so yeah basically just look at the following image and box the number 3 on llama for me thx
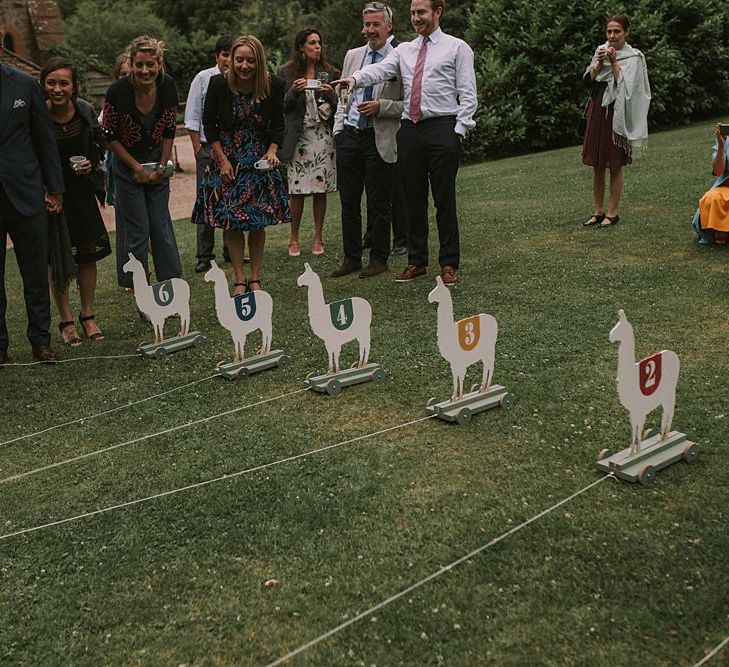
[595,310,699,485]
[425,276,514,425]
[123,253,205,358]
[297,263,386,396]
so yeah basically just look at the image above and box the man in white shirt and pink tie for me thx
[335,0,477,285]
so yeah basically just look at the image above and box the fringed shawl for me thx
[585,43,651,156]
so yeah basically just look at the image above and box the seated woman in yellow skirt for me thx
[693,122,729,245]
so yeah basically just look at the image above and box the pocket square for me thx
[12,99,26,109]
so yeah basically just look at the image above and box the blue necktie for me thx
[357,50,381,129]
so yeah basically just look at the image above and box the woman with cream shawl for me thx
[581,15,651,228]
[692,124,729,245]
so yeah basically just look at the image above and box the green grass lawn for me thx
[1,119,728,666]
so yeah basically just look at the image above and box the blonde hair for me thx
[227,35,270,102]
[128,35,165,84]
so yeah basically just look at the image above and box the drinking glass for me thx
[317,71,329,103]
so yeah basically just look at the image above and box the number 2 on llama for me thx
[428,276,497,400]
[609,309,679,454]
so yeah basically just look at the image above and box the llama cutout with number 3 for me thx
[609,309,679,455]
[428,276,498,401]
[123,252,190,344]
[297,262,371,374]
[205,260,272,363]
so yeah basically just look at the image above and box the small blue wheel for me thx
[456,407,472,425]
[326,379,342,396]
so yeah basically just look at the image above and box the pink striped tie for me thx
[409,36,429,123]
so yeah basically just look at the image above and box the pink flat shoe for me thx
[288,242,301,257]
[312,242,324,256]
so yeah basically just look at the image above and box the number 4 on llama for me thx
[204,261,291,380]
[123,252,206,358]
[297,263,386,396]
[425,276,514,425]
[595,309,699,485]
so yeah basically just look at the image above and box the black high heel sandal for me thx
[58,320,82,347]
[234,280,247,294]
[246,279,261,292]
[79,312,104,341]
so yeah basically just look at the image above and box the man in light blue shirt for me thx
[185,36,232,273]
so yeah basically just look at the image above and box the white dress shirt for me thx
[345,45,387,128]
[351,28,477,136]
[184,65,223,143]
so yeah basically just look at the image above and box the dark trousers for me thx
[114,161,182,289]
[363,166,408,250]
[0,186,51,349]
[336,126,392,265]
[397,116,461,269]
[195,144,228,261]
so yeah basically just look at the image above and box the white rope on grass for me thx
[693,635,729,666]
[0,374,219,448]
[0,414,436,542]
[265,473,616,667]
[1,353,139,367]
[0,387,310,486]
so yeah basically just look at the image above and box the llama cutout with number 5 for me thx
[609,309,679,455]
[123,252,190,344]
[297,262,370,374]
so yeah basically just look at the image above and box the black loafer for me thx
[194,260,212,273]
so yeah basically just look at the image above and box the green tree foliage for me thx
[465,0,729,159]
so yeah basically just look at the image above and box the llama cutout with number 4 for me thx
[297,262,370,373]
[123,252,190,344]
[425,277,513,424]
[595,310,697,485]
[609,309,679,454]
[297,263,385,396]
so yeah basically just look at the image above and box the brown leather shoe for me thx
[0,348,8,365]
[441,265,458,286]
[331,258,362,278]
[395,264,427,283]
[31,344,58,364]
[359,260,389,278]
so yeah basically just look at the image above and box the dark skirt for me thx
[64,178,112,264]
[581,82,631,169]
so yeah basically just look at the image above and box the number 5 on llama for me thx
[425,276,514,425]
[297,263,386,396]
[122,252,206,358]
[595,309,699,484]
[204,261,291,380]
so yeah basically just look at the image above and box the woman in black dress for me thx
[41,57,111,344]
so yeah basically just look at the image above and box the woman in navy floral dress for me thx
[193,34,289,293]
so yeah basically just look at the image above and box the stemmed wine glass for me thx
[317,71,329,103]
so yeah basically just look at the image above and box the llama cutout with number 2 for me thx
[609,309,680,455]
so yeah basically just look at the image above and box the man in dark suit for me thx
[0,33,64,363]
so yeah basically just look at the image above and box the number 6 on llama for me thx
[123,252,205,358]
[425,276,514,425]
[595,309,699,485]
[297,263,386,396]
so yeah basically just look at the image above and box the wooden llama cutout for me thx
[425,277,513,424]
[297,263,385,395]
[204,261,290,379]
[123,252,205,357]
[595,310,699,484]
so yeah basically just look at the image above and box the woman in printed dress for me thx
[193,34,289,293]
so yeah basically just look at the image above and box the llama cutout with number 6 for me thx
[609,309,679,454]
[297,263,385,395]
[595,310,698,485]
[425,277,513,424]
[123,252,190,344]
